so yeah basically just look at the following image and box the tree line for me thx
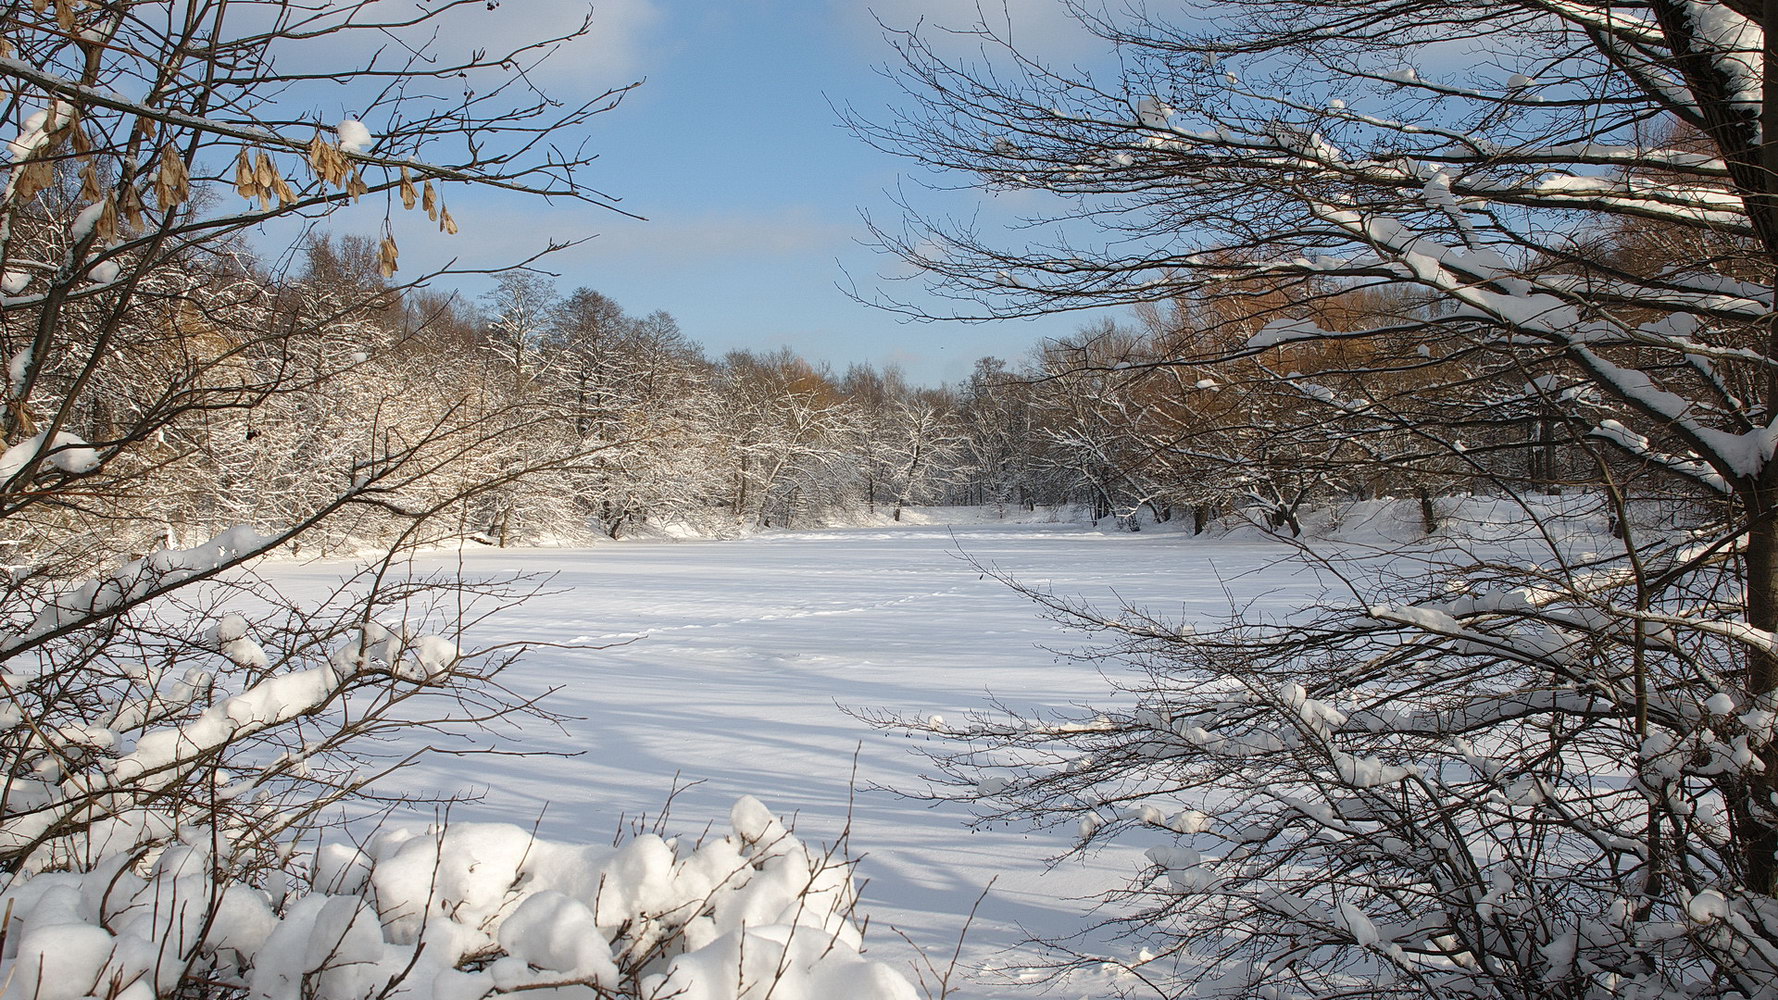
[34,225,1604,571]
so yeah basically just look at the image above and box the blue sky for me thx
[366,1,1114,386]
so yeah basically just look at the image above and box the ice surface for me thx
[259,513,1335,995]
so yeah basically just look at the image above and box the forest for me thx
[18,225,1598,573]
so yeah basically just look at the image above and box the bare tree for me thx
[856,1,1778,997]
[0,2,647,994]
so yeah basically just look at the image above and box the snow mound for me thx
[0,798,913,1000]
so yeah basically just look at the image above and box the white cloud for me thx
[432,0,662,82]
[377,196,851,282]
[838,0,1100,61]
[585,206,854,263]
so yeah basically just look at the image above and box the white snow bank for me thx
[0,796,913,1000]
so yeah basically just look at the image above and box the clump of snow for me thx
[336,119,372,153]
[1688,4,1762,120]
[207,613,269,669]
[85,258,120,284]
[0,429,100,482]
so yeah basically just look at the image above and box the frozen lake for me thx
[271,516,1334,995]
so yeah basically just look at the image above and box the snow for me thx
[0,790,907,1000]
[1686,1,1762,121]
[0,429,99,483]
[1136,97,1174,128]
[69,200,106,242]
[336,119,372,153]
[85,258,119,284]
[1246,317,1327,349]
[257,515,1334,995]
[2,524,269,656]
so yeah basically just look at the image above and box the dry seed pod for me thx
[94,195,117,242]
[12,158,53,201]
[307,132,327,177]
[7,401,37,437]
[30,0,46,15]
[422,180,437,221]
[309,141,347,188]
[400,167,417,211]
[378,235,399,277]
[346,170,367,201]
[118,183,143,228]
[55,1,74,31]
[440,206,458,235]
[78,162,101,204]
[273,173,296,207]
[235,149,257,198]
[254,151,275,188]
[154,143,189,208]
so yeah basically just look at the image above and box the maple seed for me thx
[235,149,257,199]
[78,163,101,204]
[94,195,117,243]
[153,144,189,209]
[118,184,143,228]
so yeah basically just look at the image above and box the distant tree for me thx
[482,271,561,384]
[716,350,851,528]
[884,388,963,520]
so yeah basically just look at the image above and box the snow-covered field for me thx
[269,512,1336,996]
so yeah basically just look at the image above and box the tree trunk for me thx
[1416,486,1439,536]
[1743,495,1778,894]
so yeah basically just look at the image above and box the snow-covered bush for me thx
[0,795,912,1000]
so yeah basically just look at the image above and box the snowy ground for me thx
[267,512,1338,996]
